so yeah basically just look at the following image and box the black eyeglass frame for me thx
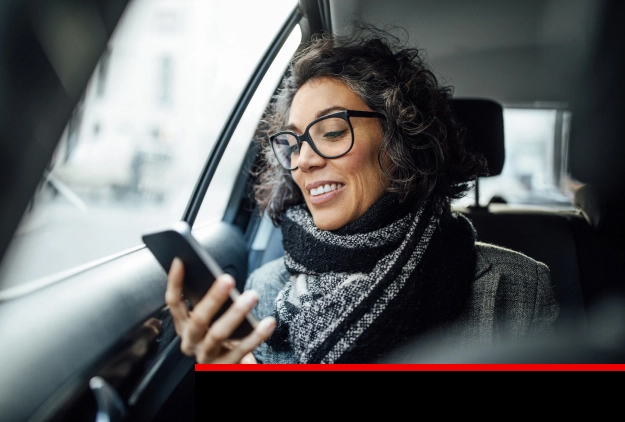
[269,109,384,170]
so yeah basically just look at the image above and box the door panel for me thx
[0,221,247,421]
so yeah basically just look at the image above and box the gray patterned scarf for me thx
[268,194,477,363]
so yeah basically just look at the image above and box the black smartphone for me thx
[142,221,258,339]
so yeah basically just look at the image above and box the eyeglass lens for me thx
[272,117,352,169]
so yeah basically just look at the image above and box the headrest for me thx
[450,98,505,177]
[573,184,625,238]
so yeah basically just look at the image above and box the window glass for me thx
[0,0,298,292]
[194,28,302,227]
[454,108,575,208]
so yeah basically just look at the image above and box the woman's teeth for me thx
[310,183,343,196]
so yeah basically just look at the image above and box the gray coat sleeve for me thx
[529,264,561,336]
[244,257,296,363]
[460,242,560,346]
[244,257,288,320]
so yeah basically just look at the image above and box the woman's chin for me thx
[311,213,348,231]
[308,197,362,231]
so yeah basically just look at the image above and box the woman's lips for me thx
[307,182,344,205]
[309,182,343,196]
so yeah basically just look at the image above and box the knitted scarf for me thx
[268,193,478,363]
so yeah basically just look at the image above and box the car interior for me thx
[1,0,624,420]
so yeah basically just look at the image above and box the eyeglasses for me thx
[269,109,384,170]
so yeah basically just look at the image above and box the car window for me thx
[0,0,298,292]
[454,107,576,208]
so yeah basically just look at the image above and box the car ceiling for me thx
[327,0,599,107]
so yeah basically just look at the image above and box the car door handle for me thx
[89,376,127,422]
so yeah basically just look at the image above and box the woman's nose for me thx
[296,141,326,171]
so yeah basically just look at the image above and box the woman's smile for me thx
[308,182,343,197]
[307,182,344,204]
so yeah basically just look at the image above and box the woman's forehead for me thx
[288,77,367,127]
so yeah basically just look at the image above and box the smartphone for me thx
[142,221,258,339]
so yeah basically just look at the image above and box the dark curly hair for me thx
[253,25,486,225]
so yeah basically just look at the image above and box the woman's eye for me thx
[324,130,347,139]
[290,144,300,154]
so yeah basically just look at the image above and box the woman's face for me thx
[289,77,388,231]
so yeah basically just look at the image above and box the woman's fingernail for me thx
[219,275,235,291]
[257,317,276,334]
[240,290,258,306]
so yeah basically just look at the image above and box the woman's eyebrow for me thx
[286,106,346,132]
[316,106,344,119]
[285,123,299,131]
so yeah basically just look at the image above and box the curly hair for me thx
[253,25,486,225]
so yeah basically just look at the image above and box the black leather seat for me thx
[572,183,625,307]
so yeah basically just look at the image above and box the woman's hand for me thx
[165,257,275,363]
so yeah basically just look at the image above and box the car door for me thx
[0,1,303,421]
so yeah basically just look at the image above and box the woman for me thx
[165,26,559,364]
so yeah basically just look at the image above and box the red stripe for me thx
[195,363,625,371]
